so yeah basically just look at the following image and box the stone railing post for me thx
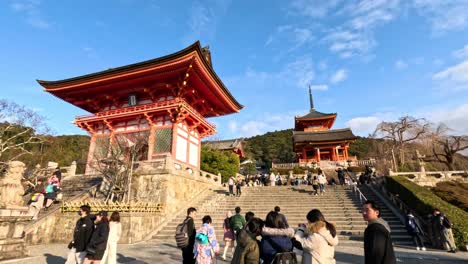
[69,161,77,177]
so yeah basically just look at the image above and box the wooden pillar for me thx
[344,145,349,160]
[315,148,321,162]
[330,147,335,161]
[302,148,306,161]
[147,124,156,160]
[85,134,96,175]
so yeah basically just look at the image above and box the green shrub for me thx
[386,176,468,249]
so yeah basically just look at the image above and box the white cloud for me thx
[224,112,301,138]
[345,104,468,137]
[433,60,468,83]
[10,0,50,29]
[290,0,343,18]
[330,69,348,83]
[265,25,314,52]
[420,104,468,135]
[413,0,468,33]
[453,45,468,59]
[182,0,230,44]
[395,60,408,70]
[321,1,402,58]
[346,116,382,136]
[310,85,328,91]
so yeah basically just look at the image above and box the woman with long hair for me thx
[222,211,235,260]
[101,212,122,264]
[84,211,110,264]
[294,209,338,264]
[193,215,220,264]
[260,211,294,264]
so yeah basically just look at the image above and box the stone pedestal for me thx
[0,206,31,260]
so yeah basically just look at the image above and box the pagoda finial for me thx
[309,85,315,111]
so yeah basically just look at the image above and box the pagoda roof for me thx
[203,138,244,150]
[37,41,242,116]
[293,128,357,143]
[296,109,336,120]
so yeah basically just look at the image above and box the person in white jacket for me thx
[294,209,338,264]
[101,212,122,264]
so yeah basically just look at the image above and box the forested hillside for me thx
[242,129,468,171]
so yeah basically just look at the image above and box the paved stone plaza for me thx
[3,241,467,264]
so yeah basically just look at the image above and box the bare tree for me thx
[373,116,431,167]
[0,99,49,172]
[429,124,468,170]
[91,131,149,202]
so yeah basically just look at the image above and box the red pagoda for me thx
[294,87,357,163]
[38,42,242,174]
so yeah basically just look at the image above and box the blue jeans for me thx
[319,184,324,193]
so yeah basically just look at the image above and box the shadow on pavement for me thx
[44,253,66,264]
[335,251,364,264]
[117,253,148,264]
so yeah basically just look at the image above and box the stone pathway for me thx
[3,241,467,264]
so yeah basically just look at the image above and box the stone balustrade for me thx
[272,159,376,170]
[389,170,468,187]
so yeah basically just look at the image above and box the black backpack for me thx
[442,216,452,229]
[175,218,190,248]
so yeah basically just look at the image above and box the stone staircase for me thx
[30,175,103,222]
[152,185,413,245]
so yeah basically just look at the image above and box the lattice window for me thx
[154,128,172,153]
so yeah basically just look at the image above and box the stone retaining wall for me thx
[26,169,219,245]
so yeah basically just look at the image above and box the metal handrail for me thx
[352,184,368,204]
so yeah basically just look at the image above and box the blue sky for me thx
[1,0,468,139]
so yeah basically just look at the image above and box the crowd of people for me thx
[27,167,63,220]
[65,205,122,264]
[177,200,398,264]
[225,167,366,197]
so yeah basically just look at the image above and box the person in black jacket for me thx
[65,205,94,264]
[84,211,110,264]
[362,200,396,264]
[182,207,197,264]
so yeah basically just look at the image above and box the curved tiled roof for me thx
[293,128,357,143]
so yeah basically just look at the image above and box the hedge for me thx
[386,176,468,249]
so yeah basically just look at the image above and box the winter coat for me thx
[405,214,423,236]
[294,221,338,264]
[230,214,246,232]
[71,215,94,252]
[185,216,196,248]
[232,229,260,264]
[88,221,110,256]
[261,227,294,264]
[364,218,396,264]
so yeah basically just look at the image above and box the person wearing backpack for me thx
[222,211,235,261]
[433,209,457,253]
[176,207,197,264]
[261,211,295,264]
[230,207,246,235]
[405,211,426,251]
